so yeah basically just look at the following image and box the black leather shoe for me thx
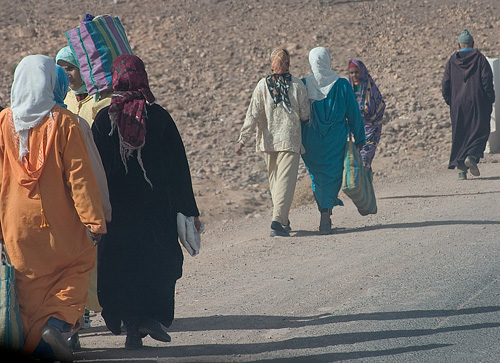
[42,325,74,363]
[465,155,480,176]
[282,220,291,232]
[270,221,290,237]
[125,335,143,350]
[137,319,172,342]
[319,212,332,234]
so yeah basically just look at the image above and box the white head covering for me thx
[11,55,56,160]
[304,47,340,101]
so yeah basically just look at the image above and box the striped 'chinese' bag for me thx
[342,137,377,216]
[0,242,23,352]
[66,15,133,96]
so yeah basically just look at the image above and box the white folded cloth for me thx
[176,213,201,256]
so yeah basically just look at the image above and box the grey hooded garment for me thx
[442,49,495,168]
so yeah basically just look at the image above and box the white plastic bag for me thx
[176,213,201,256]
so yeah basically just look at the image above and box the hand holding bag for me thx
[177,213,201,257]
[342,137,377,216]
[0,240,23,352]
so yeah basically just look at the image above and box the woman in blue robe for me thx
[301,47,365,233]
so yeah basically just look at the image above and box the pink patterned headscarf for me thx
[109,54,155,186]
[348,59,386,125]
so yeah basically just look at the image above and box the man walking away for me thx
[442,29,495,180]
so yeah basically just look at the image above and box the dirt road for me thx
[73,158,500,362]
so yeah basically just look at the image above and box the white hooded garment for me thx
[10,55,56,160]
[304,47,340,102]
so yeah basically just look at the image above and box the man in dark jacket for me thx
[442,29,495,180]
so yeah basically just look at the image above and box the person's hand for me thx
[235,142,244,156]
[87,228,102,246]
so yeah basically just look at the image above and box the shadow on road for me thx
[379,189,500,199]
[76,307,500,361]
[170,306,500,332]
[293,219,500,237]
[246,343,452,362]
[472,176,500,181]
[76,322,499,361]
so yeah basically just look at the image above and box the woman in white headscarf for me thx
[0,55,106,362]
[301,47,366,233]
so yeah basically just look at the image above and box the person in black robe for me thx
[442,29,495,180]
[92,54,200,350]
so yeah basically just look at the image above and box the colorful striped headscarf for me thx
[266,48,292,112]
[348,59,386,125]
[109,54,155,186]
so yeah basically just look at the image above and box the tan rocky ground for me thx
[2,2,500,362]
[1,0,499,224]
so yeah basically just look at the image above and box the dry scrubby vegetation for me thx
[1,0,500,223]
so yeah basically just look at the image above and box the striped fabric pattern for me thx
[0,257,24,351]
[66,16,133,96]
[342,137,377,216]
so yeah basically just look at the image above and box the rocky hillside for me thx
[1,0,499,223]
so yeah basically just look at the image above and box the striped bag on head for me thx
[66,15,133,97]
[0,243,23,352]
[342,137,377,216]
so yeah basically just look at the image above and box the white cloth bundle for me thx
[176,213,201,256]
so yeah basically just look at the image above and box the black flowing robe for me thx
[92,104,199,328]
[442,49,495,168]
